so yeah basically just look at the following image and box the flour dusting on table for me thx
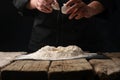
[16,45,85,60]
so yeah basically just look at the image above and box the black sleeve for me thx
[13,0,37,16]
[13,0,29,10]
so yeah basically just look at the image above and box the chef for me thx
[13,0,114,52]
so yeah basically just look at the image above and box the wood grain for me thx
[0,52,26,69]
[104,53,120,66]
[0,52,26,80]
[1,52,120,80]
[1,60,50,80]
[89,59,120,80]
[49,59,94,80]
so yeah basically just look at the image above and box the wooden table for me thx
[0,52,120,80]
[0,52,26,80]
[89,53,120,80]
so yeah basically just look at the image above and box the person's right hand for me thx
[27,0,53,13]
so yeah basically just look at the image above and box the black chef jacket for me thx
[13,0,114,52]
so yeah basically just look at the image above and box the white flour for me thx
[16,45,84,60]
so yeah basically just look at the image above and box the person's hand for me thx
[84,1,104,18]
[65,0,104,20]
[27,0,53,13]
[65,0,87,20]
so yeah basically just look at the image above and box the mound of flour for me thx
[16,45,84,60]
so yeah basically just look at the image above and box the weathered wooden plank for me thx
[104,53,120,66]
[89,59,120,80]
[0,52,26,68]
[49,59,94,80]
[103,52,120,58]
[0,52,26,80]
[1,61,27,71]
[103,52,120,80]
[112,58,120,67]
[1,60,50,80]
[21,60,50,71]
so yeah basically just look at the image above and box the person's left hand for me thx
[65,0,104,20]
[65,0,88,20]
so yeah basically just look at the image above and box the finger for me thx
[75,9,84,19]
[66,0,75,7]
[66,2,86,14]
[66,3,80,14]
[37,6,52,13]
[44,4,53,11]
[75,13,84,20]
[69,7,83,20]
[68,2,85,19]
[36,4,52,13]
[38,0,53,3]
[66,0,81,7]
[47,0,53,4]
[38,0,53,11]
[68,8,78,19]
[37,1,53,13]
[53,0,57,3]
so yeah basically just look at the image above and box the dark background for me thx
[0,0,120,52]
[0,0,33,51]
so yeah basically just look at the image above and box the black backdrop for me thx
[0,0,120,52]
[0,0,33,51]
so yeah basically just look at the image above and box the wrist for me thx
[85,1,104,18]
